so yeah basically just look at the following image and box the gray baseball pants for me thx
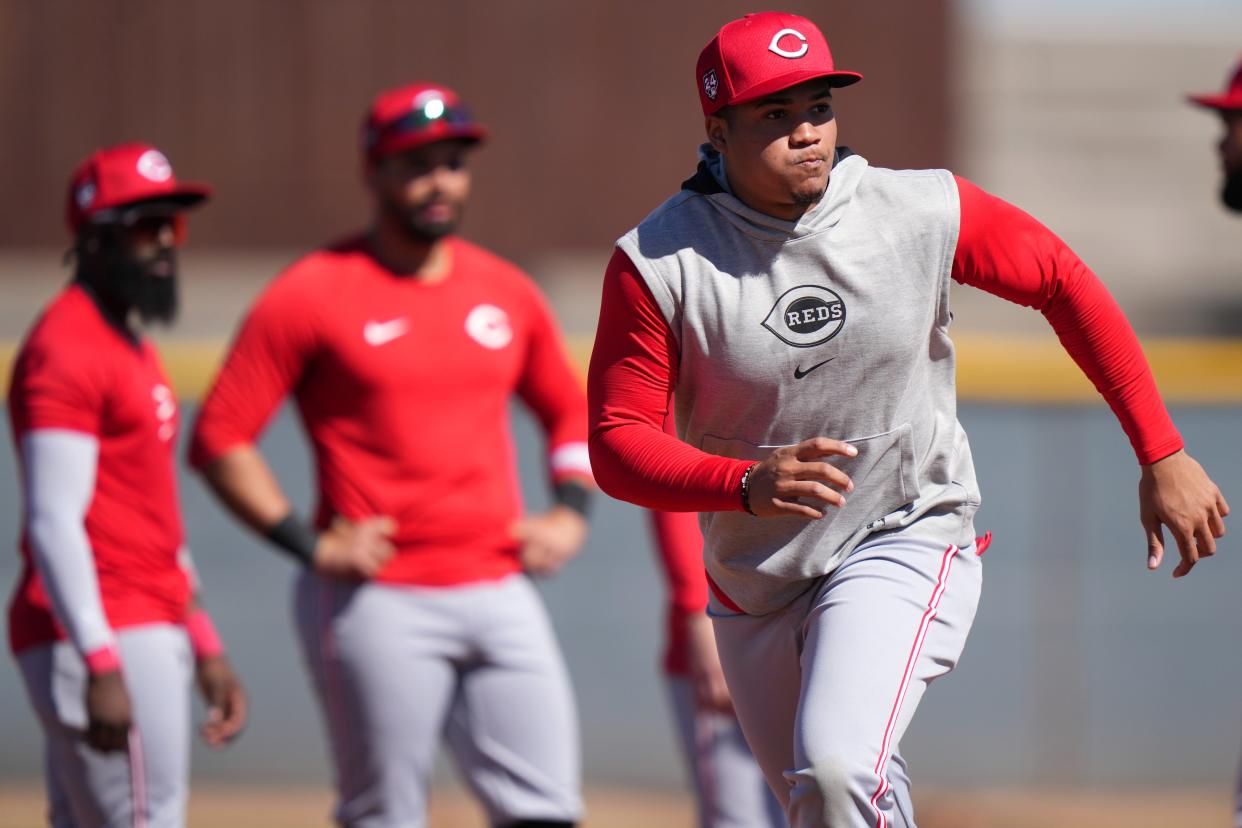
[667,675,788,828]
[17,624,193,828]
[294,570,582,828]
[711,534,983,828]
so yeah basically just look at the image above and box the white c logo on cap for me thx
[768,28,809,59]
[136,149,173,183]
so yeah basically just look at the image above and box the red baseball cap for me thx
[66,142,211,235]
[1187,56,1242,112]
[362,82,488,163]
[696,12,862,116]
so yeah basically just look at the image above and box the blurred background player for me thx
[189,82,593,828]
[7,142,247,828]
[1189,52,1242,828]
[1188,55,1242,213]
[650,414,786,828]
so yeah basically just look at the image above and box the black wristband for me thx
[740,463,758,516]
[265,513,318,566]
[553,479,593,518]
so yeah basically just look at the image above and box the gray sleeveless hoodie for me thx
[616,146,980,615]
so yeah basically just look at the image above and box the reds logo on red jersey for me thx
[190,235,590,588]
[465,304,512,350]
[152,383,177,442]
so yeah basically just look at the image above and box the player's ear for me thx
[705,114,729,154]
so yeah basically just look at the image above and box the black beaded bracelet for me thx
[265,513,318,566]
[740,463,758,516]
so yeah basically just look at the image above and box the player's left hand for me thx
[512,506,587,577]
[1139,449,1229,578]
[195,655,247,748]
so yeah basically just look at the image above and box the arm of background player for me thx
[176,548,229,666]
[177,564,247,748]
[587,248,751,512]
[190,281,395,575]
[649,508,708,618]
[647,420,732,712]
[512,286,594,575]
[952,175,1183,465]
[21,430,119,673]
[189,283,314,533]
[648,410,709,617]
[514,285,594,487]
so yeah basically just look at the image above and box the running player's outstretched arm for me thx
[190,282,393,579]
[952,176,1230,576]
[589,248,855,518]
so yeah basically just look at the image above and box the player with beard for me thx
[190,82,592,828]
[1188,56,1242,213]
[8,142,247,828]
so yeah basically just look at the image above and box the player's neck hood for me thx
[680,143,865,239]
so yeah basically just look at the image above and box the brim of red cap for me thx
[731,69,864,108]
[1187,92,1242,112]
[85,183,212,226]
[368,124,488,161]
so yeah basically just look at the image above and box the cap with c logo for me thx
[695,12,863,116]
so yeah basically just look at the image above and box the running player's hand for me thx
[684,611,734,715]
[85,670,132,752]
[513,506,587,577]
[196,655,248,748]
[313,516,397,580]
[747,437,857,519]
[1139,450,1229,578]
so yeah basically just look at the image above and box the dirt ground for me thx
[0,783,1229,827]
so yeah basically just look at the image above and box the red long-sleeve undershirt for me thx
[587,176,1183,512]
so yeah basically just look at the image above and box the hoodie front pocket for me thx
[698,424,919,578]
[700,423,917,511]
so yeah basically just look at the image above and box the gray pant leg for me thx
[294,572,459,828]
[121,626,193,828]
[444,575,582,825]
[710,594,804,812]
[18,625,193,828]
[886,751,915,828]
[667,675,788,828]
[714,536,981,828]
[45,742,77,828]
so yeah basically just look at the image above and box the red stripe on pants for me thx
[866,544,959,828]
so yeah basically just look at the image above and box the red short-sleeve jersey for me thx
[8,285,191,654]
[190,236,590,586]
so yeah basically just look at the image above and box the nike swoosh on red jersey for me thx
[363,318,410,346]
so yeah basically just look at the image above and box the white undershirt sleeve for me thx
[21,429,115,657]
